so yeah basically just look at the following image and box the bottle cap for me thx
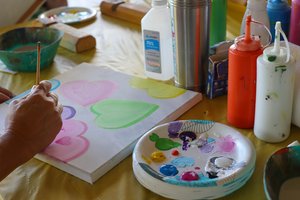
[247,0,267,10]
[263,21,291,63]
[267,0,289,10]
[234,15,263,51]
[152,0,167,6]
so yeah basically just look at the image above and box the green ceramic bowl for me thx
[0,27,63,72]
[264,145,300,200]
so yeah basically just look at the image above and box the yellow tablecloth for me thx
[0,1,299,200]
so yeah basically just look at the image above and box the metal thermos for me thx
[227,15,269,129]
[169,0,211,92]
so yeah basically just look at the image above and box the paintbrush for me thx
[36,41,41,85]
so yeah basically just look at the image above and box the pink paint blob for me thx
[216,135,236,152]
[44,119,89,162]
[60,80,117,106]
[55,136,72,145]
[180,171,199,181]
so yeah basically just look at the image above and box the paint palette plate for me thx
[38,6,97,24]
[132,120,256,200]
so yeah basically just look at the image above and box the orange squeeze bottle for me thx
[227,15,266,128]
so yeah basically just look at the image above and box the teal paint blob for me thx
[171,156,195,168]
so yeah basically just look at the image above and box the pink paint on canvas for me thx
[59,80,117,106]
[44,119,89,162]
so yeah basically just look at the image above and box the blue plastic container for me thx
[267,0,291,42]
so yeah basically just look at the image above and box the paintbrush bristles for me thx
[36,41,41,85]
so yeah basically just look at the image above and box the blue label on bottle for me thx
[143,30,161,73]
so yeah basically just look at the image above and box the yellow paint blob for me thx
[150,151,166,162]
[129,77,186,99]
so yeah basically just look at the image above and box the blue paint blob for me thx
[171,156,195,168]
[159,164,178,176]
[49,79,61,91]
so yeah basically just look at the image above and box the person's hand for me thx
[0,87,14,103]
[3,80,63,161]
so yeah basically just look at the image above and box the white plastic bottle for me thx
[254,22,295,143]
[240,0,271,46]
[141,0,174,81]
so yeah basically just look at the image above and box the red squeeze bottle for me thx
[227,15,264,129]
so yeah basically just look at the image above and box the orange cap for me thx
[235,15,262,51]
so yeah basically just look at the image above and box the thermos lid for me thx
[152,0,167,6]
[267,0,289,9]
[234,15,262,51]
[263,21,291,63]
[168,0,210,7]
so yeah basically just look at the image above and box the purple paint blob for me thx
[179,131,197,151]
[197,138,214,153]
[179,131,197,141]
[168,121,182,138]
[61,105,76,120]
[159,164,179,176]
[180,171,199,181]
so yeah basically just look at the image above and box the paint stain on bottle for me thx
[267,55,277,62]
[275,65,287,73]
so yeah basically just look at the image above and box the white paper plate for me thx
[132,120,256,200]
[38,6,97,24]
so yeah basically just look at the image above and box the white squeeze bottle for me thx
[254,21,295,143]
[241,0,270,46]
[141,0,174,81]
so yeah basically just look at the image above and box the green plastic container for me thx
[210,0,227,46]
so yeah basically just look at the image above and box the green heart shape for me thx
[90,99,159,129]
[129,77,186,99]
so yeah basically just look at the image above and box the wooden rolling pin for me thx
[39,17,96,53]
[50,23,96,53]
[100,0,150,25]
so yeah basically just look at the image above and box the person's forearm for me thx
[0,133,31,181]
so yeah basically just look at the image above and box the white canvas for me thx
[0,63,202,183]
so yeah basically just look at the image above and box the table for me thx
[0,1,299,199]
